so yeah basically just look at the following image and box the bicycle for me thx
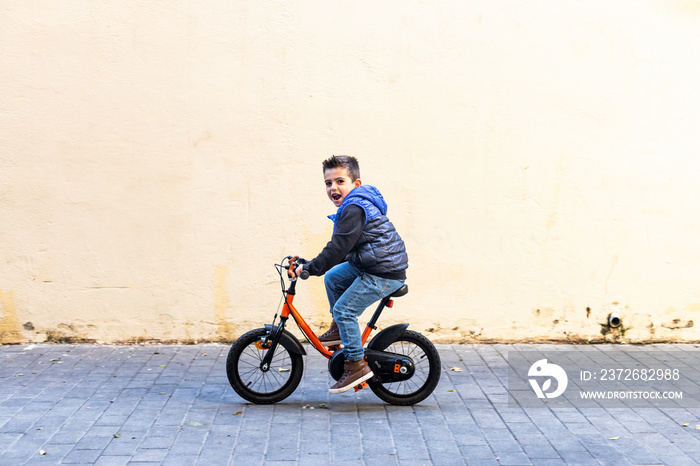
[225,256,441,405]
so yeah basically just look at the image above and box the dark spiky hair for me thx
[322,155,361,181]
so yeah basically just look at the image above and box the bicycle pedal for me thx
[354,381,368,392]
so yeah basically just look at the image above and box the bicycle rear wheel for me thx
[368,330,441,405]
[226,328,304,404]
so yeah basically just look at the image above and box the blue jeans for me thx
[324,262,405,362]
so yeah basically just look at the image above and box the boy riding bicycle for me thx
[289,155,408,394]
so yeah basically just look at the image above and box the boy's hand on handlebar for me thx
[287,255,300,278]
[289,263,304,279]
[287,255,308,279]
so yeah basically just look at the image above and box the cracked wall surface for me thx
[1,1,700,343]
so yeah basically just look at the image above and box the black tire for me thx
[368,330,441,405]
[226,328,304,404]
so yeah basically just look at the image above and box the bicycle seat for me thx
[389,285,408,298]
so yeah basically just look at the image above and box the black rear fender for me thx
[366,323,409,351]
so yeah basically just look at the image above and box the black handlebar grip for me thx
[299,269,310,280]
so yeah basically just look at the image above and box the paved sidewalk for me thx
[1,343,700,465]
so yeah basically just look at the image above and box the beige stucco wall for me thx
[2,1,700,344]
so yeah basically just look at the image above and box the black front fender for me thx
[366,323,409,351]
[264,325,307,356]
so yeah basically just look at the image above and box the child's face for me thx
[324,167,361,207]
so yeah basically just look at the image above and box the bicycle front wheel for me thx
[226,328,304,404]
[368,330,441,405]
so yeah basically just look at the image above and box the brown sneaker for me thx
[329,359,374,394]
[318,320,341,346]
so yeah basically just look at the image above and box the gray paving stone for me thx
[92,455,131,466]
[494,450,533,465]
[556,449,597,464]
[522,443,560,459]
[74,434,113,450]
[161,455,200,465]
[459,444,496,460]
[130,447,169,462]
[138,434,176,449]
[61,448,103,464]
[100,437,141,457]
[548,437,588,452]
[451,430,489,446]
[530,460,567,466]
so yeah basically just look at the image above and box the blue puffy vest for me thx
[329,185,409,275]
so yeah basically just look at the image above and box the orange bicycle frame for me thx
[281,291,377,359]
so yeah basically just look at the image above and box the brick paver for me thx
[1,343,700,464]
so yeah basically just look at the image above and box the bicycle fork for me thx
[259,317,289,371]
